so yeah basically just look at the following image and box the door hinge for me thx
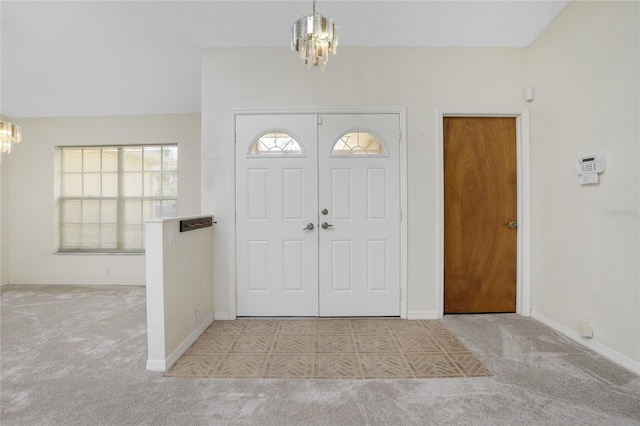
[400,209,403,221]
[399,288,403,302]
[317,115,323,125]
[235,210,237,222]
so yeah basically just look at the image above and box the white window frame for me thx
[57,144,178,254]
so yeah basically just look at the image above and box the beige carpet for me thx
[165,318,492,379]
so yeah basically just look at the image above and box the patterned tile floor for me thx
[165,319,492,379]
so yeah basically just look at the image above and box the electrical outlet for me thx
[193,304,201,324]
[580,315,594,338]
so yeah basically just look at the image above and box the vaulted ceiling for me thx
[1,1,568,118]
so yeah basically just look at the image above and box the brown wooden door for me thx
[444,117,517,313]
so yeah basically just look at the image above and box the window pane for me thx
[102,173,118,197]
[161,200,178,217]
[63,174,82,197]
[101,200,117,223]
[82,200,100,223]
[123,225,143,250]
[162,172,177,196]
[162,146,178,171]
[62,200,82,223]
[61,224,81,248]
[143,147,162,171]
[144,172,162,196]
[83,174,101,197]
[101,225,118,249]
[123,173,142,196]
[143,199,155,220]
[102,149,119,172]
[123,148,143,171]
[63,150,82,173]
[82,224,100,248]
[124,199,142,224]
[84,149,101,172]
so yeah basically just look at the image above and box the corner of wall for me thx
[526,0,640,368]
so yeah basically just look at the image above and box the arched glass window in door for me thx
[331,131,386,157]
[248,131,304,157]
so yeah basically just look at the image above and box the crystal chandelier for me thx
[0,120,22,154]
[291,0,339,70]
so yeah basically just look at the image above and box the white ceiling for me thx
[1,0,568,118]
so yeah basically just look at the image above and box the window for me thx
[248,131,304,157]
[58,145,177,253]
[331,131,386,156]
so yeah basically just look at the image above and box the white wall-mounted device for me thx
[576,154,606,184]
[524,87,534,102]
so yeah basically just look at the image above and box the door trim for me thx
[436,108,531,318]
[229,107,408,319]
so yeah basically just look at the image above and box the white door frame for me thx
[229,107,408,319]
[436,108,531,318]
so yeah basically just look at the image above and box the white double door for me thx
[236,113,400,317]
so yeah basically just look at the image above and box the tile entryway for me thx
[165,319,491,379]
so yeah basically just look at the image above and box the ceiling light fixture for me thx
[291,0,339,70]
[0,120,22,155]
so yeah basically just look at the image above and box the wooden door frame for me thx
[436,108,531,318]
[228,107,408,320]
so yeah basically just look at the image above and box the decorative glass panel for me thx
[249,131,304,157]
[331,131,386,156]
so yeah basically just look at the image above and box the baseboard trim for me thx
[146,313,214,373]
[214,311,231,320]
[7,280,146,286]
[531,310,639,375]
[407,310,440,320]
[145,359,166,372]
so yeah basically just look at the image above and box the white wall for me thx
[0,135,8,286]
[528,1,639,370]
[1,114,13,286]
[145,216,214,372]
[201,47,529,318]
[7,114,201,285]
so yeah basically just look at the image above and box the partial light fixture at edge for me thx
[0,121,22,154]
[291,0,338,70]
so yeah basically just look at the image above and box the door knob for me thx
[321,222,333,230]
[321,209,328,215]
[506,221,518,229]
[303,223,315,231]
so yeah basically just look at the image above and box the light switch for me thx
[169,229,177,245]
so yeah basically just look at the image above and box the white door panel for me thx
[318,114,401,316]
[235,114,318,316]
